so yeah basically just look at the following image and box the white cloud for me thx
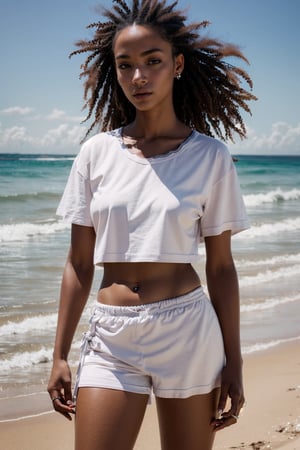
[0,106,86,153]
[0,106,34,116]
[0,106,83,124]
[46,108,84,123]
[46,108,68,120]
[0,123,84,153]
[230,121,300,155]
[0,126,35,147]
[40,124,84,148]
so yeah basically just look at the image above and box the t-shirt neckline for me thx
[114,128,196,164]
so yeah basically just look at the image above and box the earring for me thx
[175,72,181,80]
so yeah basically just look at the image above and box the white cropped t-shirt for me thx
[57,129,249,265]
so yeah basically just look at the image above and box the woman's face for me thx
[113,24,184,112]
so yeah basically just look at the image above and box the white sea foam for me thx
[0,314,57,337]
[239,264,300,287]
[244,188,300,207]
[235,217,300,239]
[0,340,82,372]
[242,336,300,354]
[241,293,300,313]
[0,221,69,242]
[237,253,300,268]
[35,157,74,161]
[19,156,74,162]
[0,348,53,371]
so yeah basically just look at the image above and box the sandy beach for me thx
[1,340,299,450]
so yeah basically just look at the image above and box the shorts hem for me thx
[76,380,220,400]
[77,382,151,397]
[154,382,221,399]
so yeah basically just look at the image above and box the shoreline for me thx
[1,340,300,449]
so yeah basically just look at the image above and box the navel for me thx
[132,284,140,293]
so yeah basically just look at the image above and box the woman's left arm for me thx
[205,230,245,430]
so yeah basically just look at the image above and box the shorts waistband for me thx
[92,286,206,317]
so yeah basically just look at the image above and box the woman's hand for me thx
[212,362,245,431]
[46,225,95,420]
[47,359,76,420]
[205,232,245,431]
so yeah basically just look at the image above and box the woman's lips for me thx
[133,92,152,99]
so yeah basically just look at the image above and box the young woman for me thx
[47,1,256,448]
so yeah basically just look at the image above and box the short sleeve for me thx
[199,161,249,240]
[56,156,93,227]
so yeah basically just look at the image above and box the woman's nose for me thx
[132,67,147,85]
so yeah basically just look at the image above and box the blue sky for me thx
[1,0,299,155]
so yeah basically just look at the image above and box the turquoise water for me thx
[0,152,299,418]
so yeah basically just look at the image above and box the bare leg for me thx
[156,388,220,450]
[75,387,149,450]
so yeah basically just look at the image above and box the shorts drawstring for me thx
[73,332,90,402]
[73,307,102,402]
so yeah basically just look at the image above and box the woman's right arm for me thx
[47,224,95,420]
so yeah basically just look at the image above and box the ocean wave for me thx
[0,191,60,202]
[235,217,300,239]
[237,253,300,268]
[0,348,53,372]
[0,154,74,162]
[244,188,300,207]
[241,293,300,313]
[0,221,69,242]
[239,264,300,287]
[0,314,57,337]
[242,336,300,355]
[0,306,90,337]
[0,299,56,313]
[0,340,81,372]
[33,157,74,162]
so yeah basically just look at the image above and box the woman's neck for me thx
[122,116,192,159]
[125,112,187,140]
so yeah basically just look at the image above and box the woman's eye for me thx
[148,59,161,65]
[118,63,130,70]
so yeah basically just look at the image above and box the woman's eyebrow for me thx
[115,48,163,60]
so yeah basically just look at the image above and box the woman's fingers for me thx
[212,413,238,430]
[212,392,245,431]
[51,394,75,420]
[47,359,75,419]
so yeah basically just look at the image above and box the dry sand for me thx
[1,340,299,450]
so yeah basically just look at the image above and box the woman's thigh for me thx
[75,387,149,450]
[156,388,220,450]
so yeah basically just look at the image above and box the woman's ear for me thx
[174,53,184,77]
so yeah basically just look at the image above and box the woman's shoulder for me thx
[81,128,121,152]
[182,131,236,186]
[77,128,121,160]
[189,131,232,165]
[190,131,227,151]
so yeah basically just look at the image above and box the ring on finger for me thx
[52,396,62,403]
[231,414,239,420]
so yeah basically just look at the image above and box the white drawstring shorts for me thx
[73,286,225,401]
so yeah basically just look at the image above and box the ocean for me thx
[0,152,300,421]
